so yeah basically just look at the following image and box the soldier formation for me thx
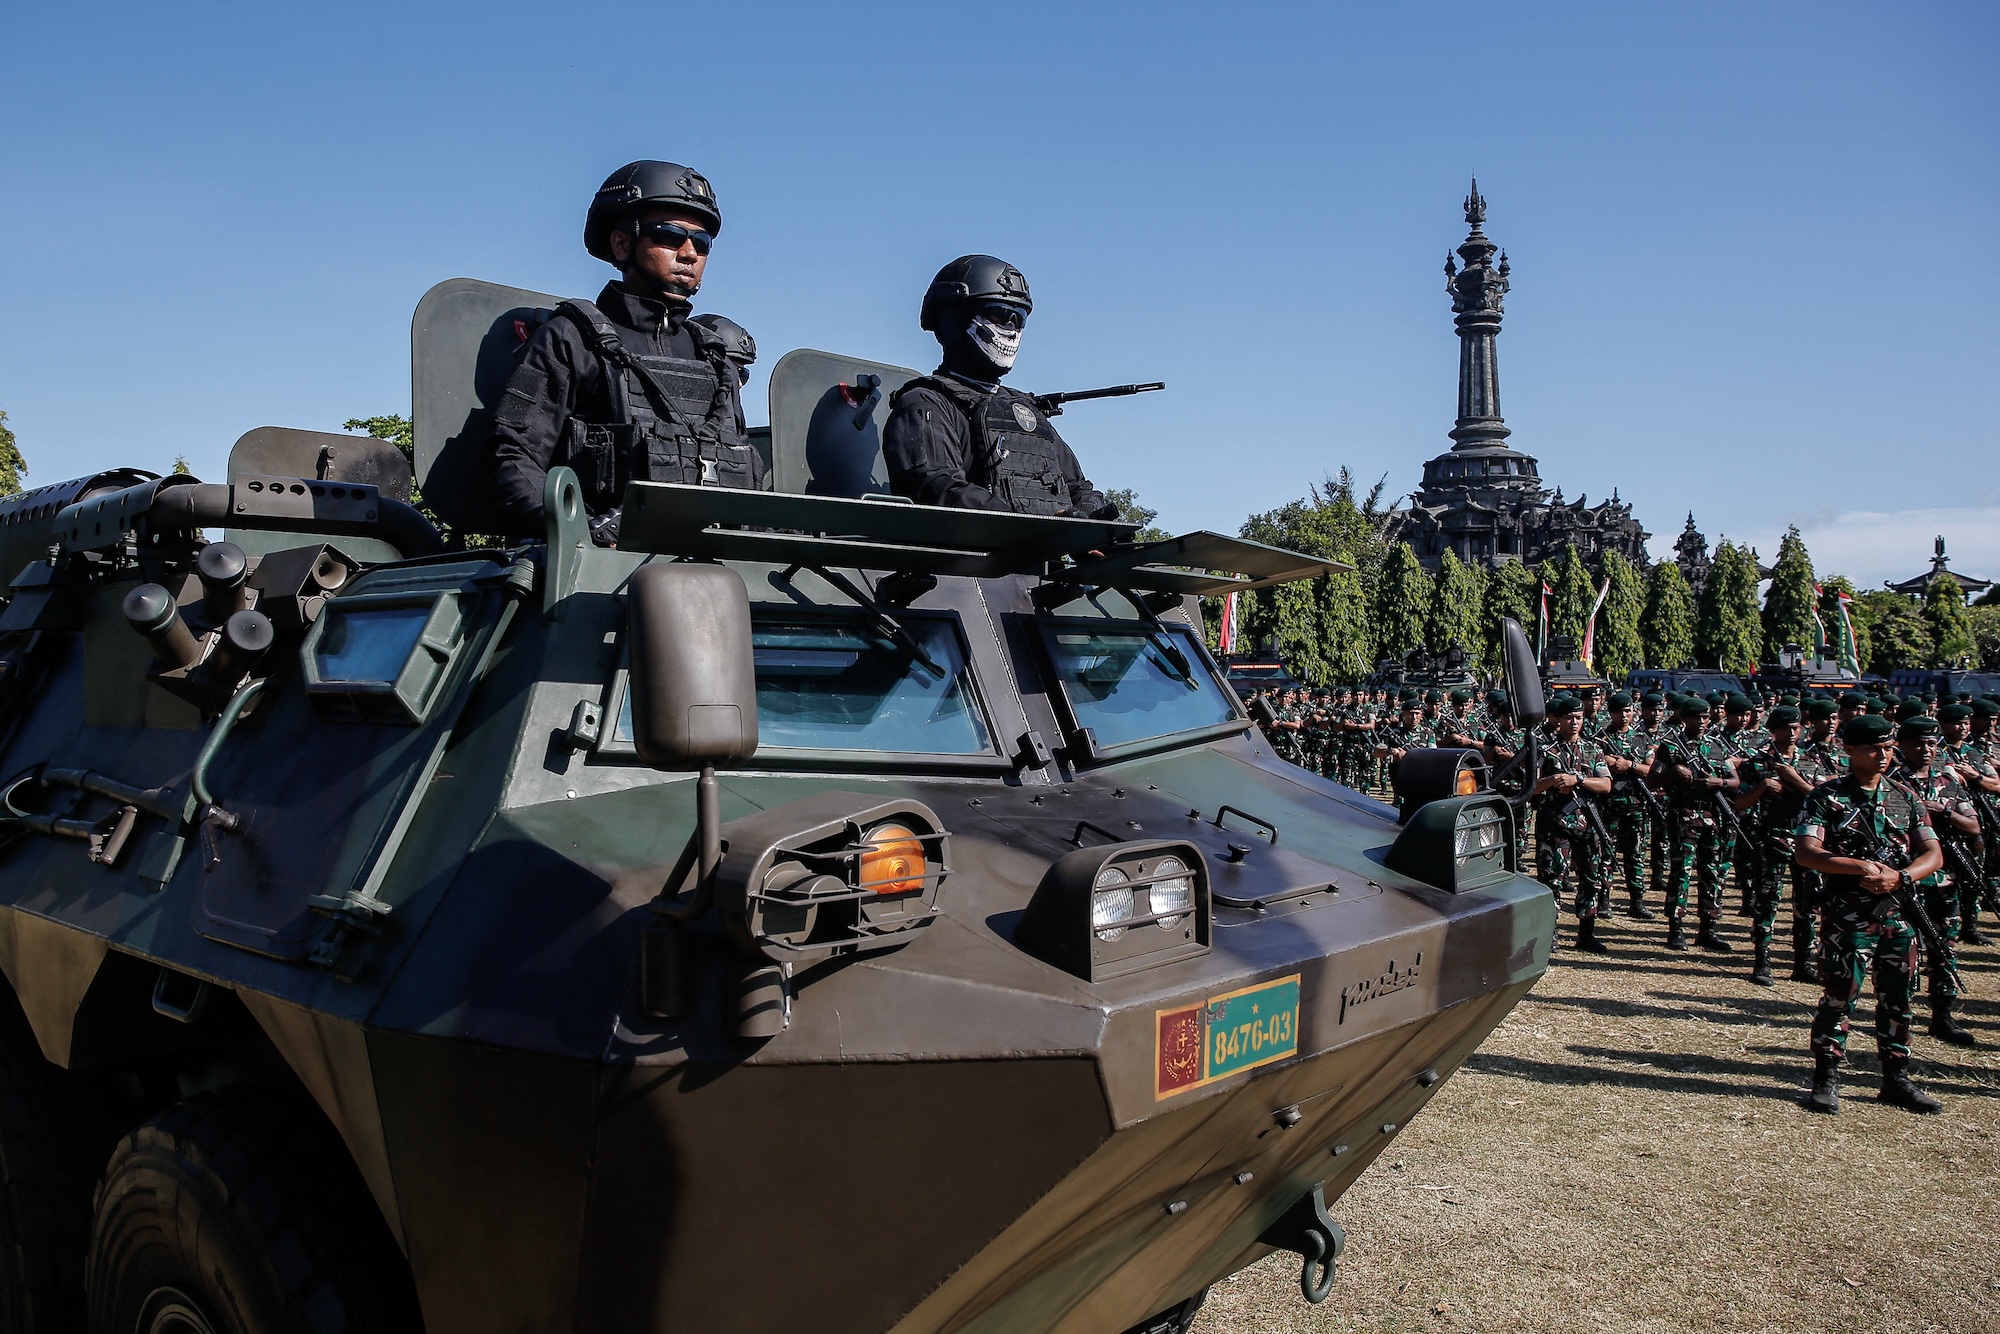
[1253,681,2000,1117]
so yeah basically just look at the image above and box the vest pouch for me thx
[559,418,632,511]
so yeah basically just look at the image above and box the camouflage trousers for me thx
[1920,884,1963,1003]
[1665,807,1726,926]
[1536,813,1610,921]
[1792,866,1824,966]
[1743,836,1790,948]
[1811,902,1917,1062]
[1605,803,1650,900]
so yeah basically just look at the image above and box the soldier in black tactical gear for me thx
[691,314,757,386]
[882,255,1117,518]
[489,161,762,545]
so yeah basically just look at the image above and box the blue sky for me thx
[2,2,1993,587]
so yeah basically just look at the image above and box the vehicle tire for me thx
[0,987,97,1333]
[85,1087,421,1334]
[1121,1288,1207,1334]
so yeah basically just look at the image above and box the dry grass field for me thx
[1195,905,2000,1334]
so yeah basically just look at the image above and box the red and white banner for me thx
[1219,591,1238,655]
[1580,576,1612,666]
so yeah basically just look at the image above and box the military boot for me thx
[1929,1001,1978,1047]
[1627,894,1658,921]
[1575,916,1610,955]
[1696,921,1734,953]
[1749,940,1774,987]
[1803,1055,1841,1115]
[1665,919,1689,951]
[1961,916,1988,946]
[1877,1060,1942,1114]
[1790,946,1819,984]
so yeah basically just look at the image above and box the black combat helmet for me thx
[919,254,1032,332]
[690,313,756,367]
[584,161,721,262]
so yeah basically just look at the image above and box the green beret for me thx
[1608,692,1633,709]
[1804,698,1839,720]
[1938,703,1973,723]
[1423,689,1441,703]
[1863,698,1884,715]
[1725,693,1753,714]
[1547,694,1582,717]
[1895,700,1926,722]
[1898,715,1939,742]
[1400,698,1423,712]
[1641,691,1664,705]
[1449,688,1471,704]
[1838,692,1865,708]
[1840,714,1895,744]
[1486,690,1509,708]
[1398,689,1418,703]
[1974,699,2000,718]
[1675,695,1710,718]
[1766,705,1801,725]
[1706,691,1726,706]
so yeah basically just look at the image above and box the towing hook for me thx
[1257,1180,1346,1305]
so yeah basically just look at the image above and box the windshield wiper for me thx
[784,565,946,680]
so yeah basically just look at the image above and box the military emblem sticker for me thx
[1155,974,1302,1099]
[1011,402,1039,432]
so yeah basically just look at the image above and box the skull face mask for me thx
[967,313,1024,371]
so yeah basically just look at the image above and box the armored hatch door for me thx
[767,349,924,498]
[411,277,562,533]
[190,558,514,963]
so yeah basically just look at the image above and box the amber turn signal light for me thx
[860,823,926,895]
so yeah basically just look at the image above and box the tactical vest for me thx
[553,300,760,511]
[893,375,1071,516]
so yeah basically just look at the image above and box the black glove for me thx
[589,508,622,548]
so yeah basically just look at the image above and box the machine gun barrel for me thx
[1031,382,1165,417]
[1710,788,1750,846]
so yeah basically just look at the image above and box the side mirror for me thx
[626,563,759,769]
[1499,617,1546,728]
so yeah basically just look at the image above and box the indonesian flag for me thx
[1537,581,1551,661]
[1581,575,1612,667]
[1219,591,1238,655]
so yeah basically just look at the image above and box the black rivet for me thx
[1274,1104,1303,1128]
[1165,1199,1187,1216]
[1234,1171,1254,1185]
[1112,788,1125,798]
[1331,1143,1349,1156]
[1225,843,1252,864]
[1381,1123,1397,1134]
[1187,808,1201,819]
[1417,1067,1440,1088]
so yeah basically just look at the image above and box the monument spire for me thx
[1446,177,1510,450]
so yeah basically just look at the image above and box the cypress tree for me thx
[0,411,23,498]
[1427,549,1487,662]
[1485,560,1539,672]
[1761,526,1818,655]
[1925,576,1976,668]
[1371,542,1434,663]
[1597,550,1646,680]
[1547,545,1598,645]
[1695,542,1762,672]
[1641,561,1696,670]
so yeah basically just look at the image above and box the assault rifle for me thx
[1031,382,1165,417]
[1614,770,1667,823]
[1839,806,1967,997]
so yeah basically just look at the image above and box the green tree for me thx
[1761,526,1817,654]
[1104,487,1170,545]
[1545,545,1597,646]
[1238,474,1381,683]
[1641,560,1696,669]
[343,414,503,548]
[1371,542,1433,664]
[1856,589,1932,676]
[1484,560,1539,672]
[0,410,24,497]
[1924,576,1976,668]
[1695,541,1761,671]
[1596,550,1646,681]
[1969,605,2000,671]
[1426,548,1486,662]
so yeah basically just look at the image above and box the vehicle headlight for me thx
[1017,841,1212,981]
[1092,866,1134,940]
[1148,855,1195,930]
[1384,795,1517,893]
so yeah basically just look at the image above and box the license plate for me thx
[1155,974,1301,1099]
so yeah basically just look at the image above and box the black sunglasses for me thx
[634,220,713,255]
[973,302,1026,330]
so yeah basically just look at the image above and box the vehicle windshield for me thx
[1044,622,1238,749]
[615,615,993,756]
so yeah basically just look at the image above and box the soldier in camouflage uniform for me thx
[1533,694,1614,952]
[1380,697,1437,819]
[1435,689,1481,750]
[1270,690,1306,767]
[1634,691,1674,913]
[1795,713,1947,1115]
[1889,715,1980,1047]
[1598,692,1662,921]
[1716,693,1760,916]
[1650,694,1741,952]
[1939,701,1999,945]
[1730,705,1832,986]
[1789,696,1846,979]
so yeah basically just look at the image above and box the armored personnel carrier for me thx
[0,279,1552,1334]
